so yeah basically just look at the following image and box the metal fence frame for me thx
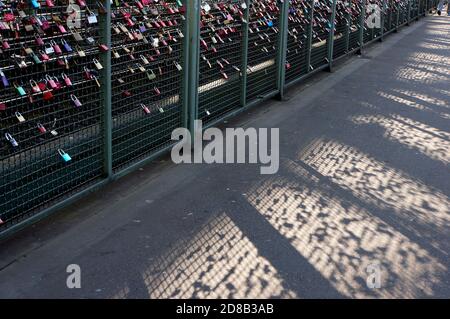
[0,0,436,239]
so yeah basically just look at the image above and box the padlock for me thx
[35,35,44,46]
[15,112,26,123]
[2,39,10,49]
[0,70,9,87]
[137,63,146,72]
[30,80,41,93]
[37,123,47,133]
[154,87,160,95]
[31,53,42,64]
[221,70,228,79]
[87,11,98,24]
[62,73,72,86]
[31,0,41,9]
[71,94,82,107]
[93,58,103,70]
[98,44,109,52]
[62,39,72,52]
[0,103,6,111]
[45,43,55,55]
[92,75,101,87]
[40,50,50,61]
[5,133,18,147]
[146,70,156,80]
[72,30,83,42]
[174,61,182,71]
[58,149,72,162]
[46,75,58,89]
[57,23,67,33]
[86,36,95,45]
[141,103,151,114]
[76,46,86,57]
[43,90,54,101]
[15,83,27,96]
[46,0,55,7]
[83,67,92,80]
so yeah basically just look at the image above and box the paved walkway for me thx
[0,15,449,298]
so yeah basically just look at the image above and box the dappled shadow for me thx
[245,158,447,298]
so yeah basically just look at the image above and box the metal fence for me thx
[0,0,437,238]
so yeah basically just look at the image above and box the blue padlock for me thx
[5,133,18,147]
[0,70,9,87]
[58,149,72,162]
[62,39,72,52]
[31,0,40,8]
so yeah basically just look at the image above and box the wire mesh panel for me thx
[410,0,418,18]
[246,0,280,103]
[197,0,244,124]
[383,0,393,32]
[0,0,106,230]
[110,0,185,171]
[348,0,362,51]
[310,0,332,71]
[372,0,382,38]
[363,0,374,43]
[285,0,311,82]
[333,0,349,59]
[397,0,408,24]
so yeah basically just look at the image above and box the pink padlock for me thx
[62,73,72,86]
[71,94,82,107]
[51,40,62,54]
[46,75,57,89]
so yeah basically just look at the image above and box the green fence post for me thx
[240,0,250,107]
[181,0,190,129]
[380,0,386,41]
[358,0,366,54]
[276,0,289,99]
[344,2,351,53]
[327,0,337,72]
[187,0,200,140]
[306,0,315,72]
[407,0,412,24]
[99,0,112,178]
[395,0,400,31]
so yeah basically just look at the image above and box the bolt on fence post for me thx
[276,0,289,100]
[181,0,190,129]
[240,0,250,107]
[327,0,337,72]
[358,0,366,54]
[99,0,112,178]
[306,0,315,73]
[187,0,200,142]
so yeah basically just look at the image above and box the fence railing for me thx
[0,0,437,238]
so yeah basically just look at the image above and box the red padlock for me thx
[43,90,54,101]
[37,123,47,133]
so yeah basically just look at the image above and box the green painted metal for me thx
[327,0,338,71]
[359,0,367,52]
[306,0,315,72]
[100,0,112,179]
[344,2,351,53]
[276,0,290,98]
[240,0,250,107]
[0,0,430,239]
[187,0,200,139]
